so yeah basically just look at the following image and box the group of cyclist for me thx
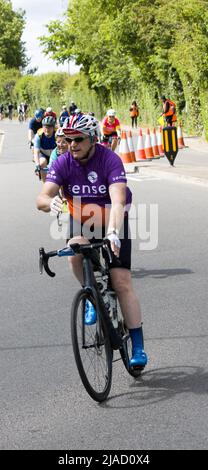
[0,102,29,121]
[28,105,122,181]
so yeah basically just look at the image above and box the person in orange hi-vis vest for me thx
[160,95,177,126]
[129,100,139,128]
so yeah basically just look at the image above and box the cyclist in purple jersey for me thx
[36,114,148,368]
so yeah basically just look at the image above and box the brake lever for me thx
[57,212,62,231]
[39,247,56,277]
[103,240,113,264]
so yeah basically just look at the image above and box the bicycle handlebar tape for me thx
[119,130,132,163]
[135,128,146,161]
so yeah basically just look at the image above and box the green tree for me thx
[40,0,208,136]
[0,63,21,103]
[0,0,28,69]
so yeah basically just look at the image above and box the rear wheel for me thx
[71,289,113,402]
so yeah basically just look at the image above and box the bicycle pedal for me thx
[130,365,144,371]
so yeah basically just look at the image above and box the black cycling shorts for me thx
[66,213,131,270]
[40,152,50,163]
[103,132,118,142]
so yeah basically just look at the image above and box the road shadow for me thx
[131,268,193,279]
[101,365,208,408]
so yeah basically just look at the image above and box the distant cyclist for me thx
[59,105,69,127]
[17,103,25,122]
[34,116,56,182]
[44,107,57,123]
[23,102,28,120]
[8,103,14,120]
[0,104,4,120]
[69,101,77,116]
[102,109,121,152]
[160,95,177,126]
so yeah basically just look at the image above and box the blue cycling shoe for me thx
[129,348,148,368]
[84,299,97,325]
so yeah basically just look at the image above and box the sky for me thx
[11,0,80,75]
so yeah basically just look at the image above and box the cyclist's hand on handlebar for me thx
[106,232,121,257]
[50,195,63,214]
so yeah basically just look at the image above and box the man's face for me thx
[108,115,115,123]
[66,134,92,161]
[43,125,54,137]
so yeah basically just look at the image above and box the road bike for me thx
[18,111,24,123]
[39,239,143,402]
[101,134,120,152]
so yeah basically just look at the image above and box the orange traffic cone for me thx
[135,128,146,161]
[177,123,185,148]
[157,126,164,156]
[127,130,136,161]
[144,128,154,159]
[151,128,160,157]
[119,130,132,163]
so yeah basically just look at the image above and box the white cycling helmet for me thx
[46,106,53,113]
[63,113,100,138]
[55,127,65,137]
[107,108,116,117]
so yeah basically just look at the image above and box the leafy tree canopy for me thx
[0,0,28,69]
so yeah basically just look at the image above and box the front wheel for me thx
[71,289,113,402]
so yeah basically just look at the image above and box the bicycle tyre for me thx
[71,289,113,402]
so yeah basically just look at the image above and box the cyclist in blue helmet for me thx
[28,108,45,147]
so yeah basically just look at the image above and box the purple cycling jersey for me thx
[46,143,132,225]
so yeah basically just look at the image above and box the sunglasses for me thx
[65,136,87,143]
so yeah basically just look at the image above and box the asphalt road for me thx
[0,120,208,450]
